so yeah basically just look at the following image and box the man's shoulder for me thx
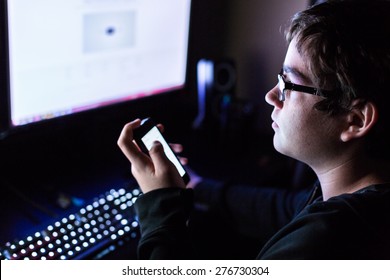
[259,184,390,259]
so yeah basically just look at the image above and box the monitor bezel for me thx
[0,0,11,138]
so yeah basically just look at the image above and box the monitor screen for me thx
[2,0,192,131]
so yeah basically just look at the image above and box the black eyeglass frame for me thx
[277,71,328,102]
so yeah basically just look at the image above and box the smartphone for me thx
[133,118,190,185]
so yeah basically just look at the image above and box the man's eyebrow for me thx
[282,66,311,83]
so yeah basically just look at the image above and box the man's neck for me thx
[313,157,390,201]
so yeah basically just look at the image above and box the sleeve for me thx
[134,187,194,259]
[193,178,313,241]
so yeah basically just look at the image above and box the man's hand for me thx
[117,119,186,193]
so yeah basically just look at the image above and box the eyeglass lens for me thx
[277,74,285,101]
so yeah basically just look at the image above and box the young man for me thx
[117,0,390,259]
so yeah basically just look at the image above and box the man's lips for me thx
[271,118,279,129]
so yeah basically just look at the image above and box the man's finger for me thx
[169,143,183,153]
[117,119,147,165]
[156,123,165,133]
[149,141,173,173]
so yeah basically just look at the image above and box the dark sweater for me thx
[134,181,390,259]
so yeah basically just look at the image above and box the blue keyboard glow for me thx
[0,187,141,260]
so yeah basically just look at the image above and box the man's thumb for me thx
[149,141,171,169]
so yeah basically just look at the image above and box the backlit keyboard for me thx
[0,187,142,260]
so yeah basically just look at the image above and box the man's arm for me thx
[134,188,194,259]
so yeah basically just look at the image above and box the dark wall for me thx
[186,0,231,100]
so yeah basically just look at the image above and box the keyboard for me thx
[0,186,142,260]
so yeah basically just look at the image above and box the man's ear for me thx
[340,99,378,142]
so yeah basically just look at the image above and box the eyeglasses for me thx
[277,70,328,102]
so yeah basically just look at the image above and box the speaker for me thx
[193,58,236,131]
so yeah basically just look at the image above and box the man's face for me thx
[265,37,345,168]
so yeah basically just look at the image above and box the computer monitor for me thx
[0,0,192,137]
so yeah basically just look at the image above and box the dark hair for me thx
[285,0,390,158]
